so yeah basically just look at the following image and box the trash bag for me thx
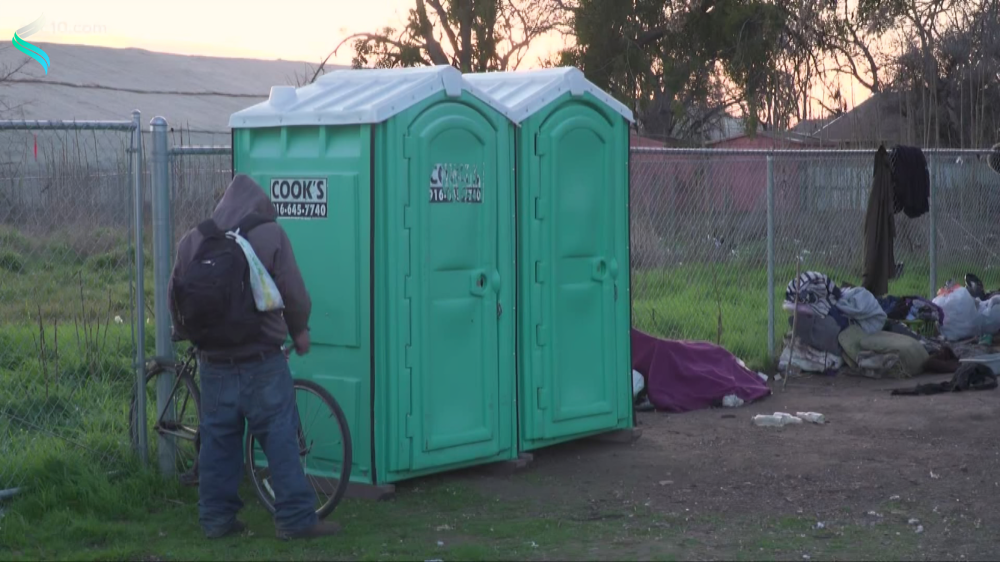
[979,295,1000,335]
[933,287,982,341]
[226,230,285,312]
[632,369,646,399]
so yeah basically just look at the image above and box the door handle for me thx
[470,269,489,296]
[591,257,609,282]
[608,258,619,280]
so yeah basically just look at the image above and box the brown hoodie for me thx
[167,174,312,358]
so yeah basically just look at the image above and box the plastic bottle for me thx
[752,413,803,427]
[796,412,825,424]
[722,394,745,408]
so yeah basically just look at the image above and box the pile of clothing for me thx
[779,271,957,379]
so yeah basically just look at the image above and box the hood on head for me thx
[212,174,276,229]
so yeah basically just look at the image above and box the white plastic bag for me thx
[226,230,285,312]
[932,287,981,341]
[632,369,645,398]
[979,295,1000,334]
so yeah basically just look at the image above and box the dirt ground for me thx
[446,373,1000,561]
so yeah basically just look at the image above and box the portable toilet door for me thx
[465,67,635,452]
[229,65,519,491]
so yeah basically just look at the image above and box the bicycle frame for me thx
[152,348,199,441]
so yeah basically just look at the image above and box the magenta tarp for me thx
[631,328,772,413]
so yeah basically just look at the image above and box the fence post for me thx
[150,116,176,477]
[928,154,937,298]
[132,110,148,466]
[766,154,776,363]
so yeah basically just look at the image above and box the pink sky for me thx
[3,0,866,116]
[1,0,563,67]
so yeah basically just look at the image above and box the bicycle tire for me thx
[129,361,202,481]
[244,378,353,521]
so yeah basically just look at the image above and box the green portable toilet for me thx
[464,68,636,452]
[228,65,518,494]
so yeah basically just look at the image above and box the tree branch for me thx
[425,0,462,61]
[415,0,453,65]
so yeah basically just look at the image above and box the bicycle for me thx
[129,345,353,520]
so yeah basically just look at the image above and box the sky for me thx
[0,0,562,67]
[1,0,866,120]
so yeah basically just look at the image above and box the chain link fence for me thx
[631,147,1000,369]
[934,151,1000,286]
[169,146,233,244]
[164,144,1000,373]
[5,118,997,493]
[630,149,771,366]
[0,118,145,493]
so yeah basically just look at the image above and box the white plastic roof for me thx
[228,65,514,128]
[464,67,635,125]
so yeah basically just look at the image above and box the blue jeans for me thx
[197,352,318,537]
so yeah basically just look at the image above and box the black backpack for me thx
[172,213,274,350]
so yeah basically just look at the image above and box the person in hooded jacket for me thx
[167,174,340,541]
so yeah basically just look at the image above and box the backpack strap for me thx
[234,212,274,236]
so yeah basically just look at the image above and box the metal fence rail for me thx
[166,141,1000,369]
[5,109,998,495]
[632,147,1000,367]
[168,145,233,245]
[0,113,145,493]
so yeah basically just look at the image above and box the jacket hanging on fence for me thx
[889,145,930,218]
[862,145,896,297]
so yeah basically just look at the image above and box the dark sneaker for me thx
[276,521,341,541]
[205,519,247,539]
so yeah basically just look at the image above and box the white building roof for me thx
[463,67,635,125]
[0,42,323,136]
[228,65,514,128]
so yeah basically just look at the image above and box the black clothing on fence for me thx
[862,145,896,297]
[889,145,930,218]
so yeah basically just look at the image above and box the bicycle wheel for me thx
[129,360,201,483]
[244,378,353,520]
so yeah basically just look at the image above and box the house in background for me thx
[809,93,909,148]
[0,43,341,235]
[791,117,835,136]
[0,42,331,146]
[707,129,830,150]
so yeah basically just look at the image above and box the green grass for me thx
[1,227,993,491]
[0,227,959,559]
[632,254,994,371]
[0,225,151,324]
[0,449,926,561]
[0,226,158,491]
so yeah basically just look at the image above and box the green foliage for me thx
[562,0,814,138]
[0,250,24,273]
[343,0,562,73]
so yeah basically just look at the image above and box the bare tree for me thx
[326,0,565,76]
[0,46,31,117]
